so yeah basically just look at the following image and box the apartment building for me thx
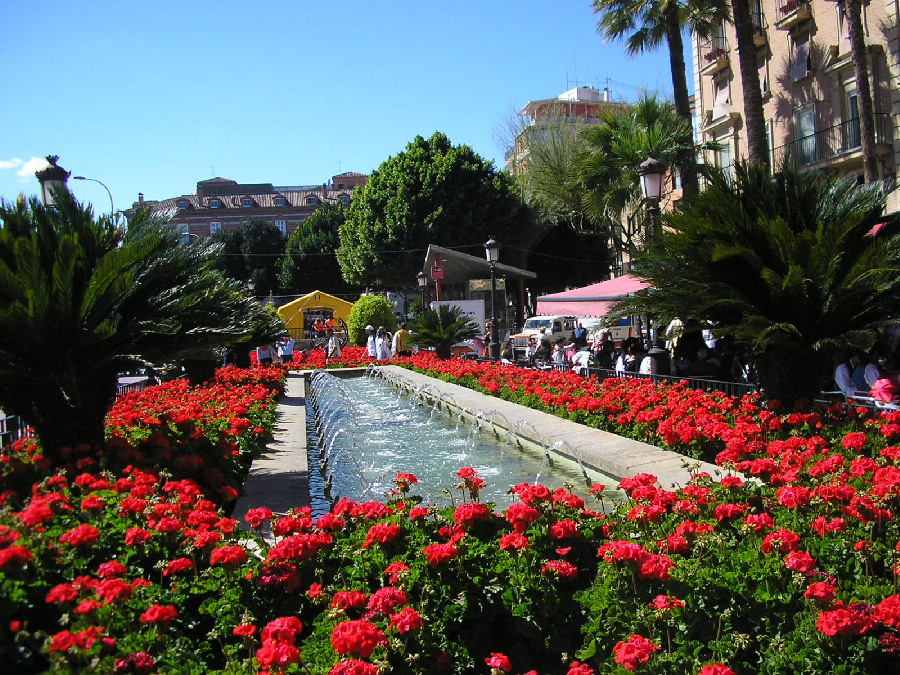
[505,85,629,174]
[128,172,367,240]
[691,0,899,212]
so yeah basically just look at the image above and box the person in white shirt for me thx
[572,348,592,376]
[277,337,295,364]
[375,327,392,361]
[364,325,377,358]
[324,328,342,363]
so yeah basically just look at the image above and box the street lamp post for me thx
[638,155,666,245]
[417,271,427,310]
[484,237,500,361]
[73,176,115,219]
[637,154,667,350]
[35,155,70,208]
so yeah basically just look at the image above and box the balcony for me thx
[775,114,892,169]
[700,37,730,75]
[775,0,811,29]
[752,11,768,47]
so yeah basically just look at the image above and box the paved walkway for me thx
[233,366,727,541]
[232,371,309,542]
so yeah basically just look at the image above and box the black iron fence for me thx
[775,114,891,167]
[586,369,757,399]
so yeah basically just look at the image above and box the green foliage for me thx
[347,295,397,346]
[279,202,358,296]
[0,190,284,456]
[614,162,900,404]
[409,305,479,359]
[210,219,285,296]
[337,132,533,288]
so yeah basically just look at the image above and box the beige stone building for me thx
[691,0,899,212]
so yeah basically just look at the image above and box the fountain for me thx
[306,370,624,513]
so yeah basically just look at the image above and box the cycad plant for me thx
[615,162,900,406]
[0,190,284,458]
[409,305,480,359]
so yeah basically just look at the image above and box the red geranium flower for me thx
[331,619,387,658]
[485,652,512,672]
[612,634,660,670]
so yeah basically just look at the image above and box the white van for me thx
[510,315,578,361]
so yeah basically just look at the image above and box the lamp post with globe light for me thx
[417,271,428,310]
[638,155,666,246]
[35,155,70,208]
[484,237,500,361]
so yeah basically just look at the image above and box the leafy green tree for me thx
[409,305,480,359]
[0,191,284,458]
[613,163,900,406]
[592,0,729,196]
[347,295,397,347]
[210,219,285,296]
[279,202,358,296]
[338,132,532,288]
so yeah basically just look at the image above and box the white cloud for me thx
[0,158,23,170]
[17,157,51,178]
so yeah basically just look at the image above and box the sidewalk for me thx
[232,371,309,542]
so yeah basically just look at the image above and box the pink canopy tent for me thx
[535,274,650,317]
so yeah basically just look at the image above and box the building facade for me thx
[128,172,368,240]
[505,86,630,174]
[691,0,899,212]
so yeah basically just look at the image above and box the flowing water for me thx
[306,370,624,514]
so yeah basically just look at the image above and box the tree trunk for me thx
[663,4,699,197]
[844,0,879,182]
[22,369,119,464]
[753,342,826,409]
[731,0,769,167]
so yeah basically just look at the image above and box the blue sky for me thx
[0,0,676,215]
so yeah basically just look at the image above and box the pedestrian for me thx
[256,343,275,365]
[392,323,412,357]
[277,336,295,364]
[375,327,392,361]
[365,325,377,358]
[324,328,342,364]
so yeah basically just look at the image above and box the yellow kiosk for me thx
[277,291,354,343]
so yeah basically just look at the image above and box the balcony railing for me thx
[700,37,730,74]
[775,0,811,29]
[775,114,891,167]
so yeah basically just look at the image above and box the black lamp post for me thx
[417,271,427,310]
[638,155,666,245]
[484,237,500,361]
[35,155,70,208]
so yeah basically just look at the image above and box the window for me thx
[241,197,253,208]
[209,198,222,209]
[758,55,770,95]
[275,220,287,238]
[176,200,188,210]
[306,196,320,206]
[339,195,350,206]
[274,197,286,207]
[795,105,817,164]
[714,132,733,175]
[177,224,190,245]
[845,89,861,149]
[791,34,811,81]
[712,77,731,119]
[210,222,221,235]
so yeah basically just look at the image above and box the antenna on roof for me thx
[210,165,215,176]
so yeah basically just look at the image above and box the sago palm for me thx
[409,305,480,360]
[0,190,284,457]
[615,163,900,406]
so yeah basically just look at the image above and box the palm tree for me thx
[842,0,879,182]
[592,0,729,196]
[575,94,716,258]
[409,305,480,359]
[0,190,284,458]
[613,163,900,406]
[729,0,768,166]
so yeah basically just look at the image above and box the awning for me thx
[535,275,649,317]
[423,244,536,283]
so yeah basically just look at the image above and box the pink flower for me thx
[612,634,660,670]
[485,652,512,672]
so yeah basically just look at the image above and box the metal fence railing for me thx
[0,414,29,448]
[587,369,758,399]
